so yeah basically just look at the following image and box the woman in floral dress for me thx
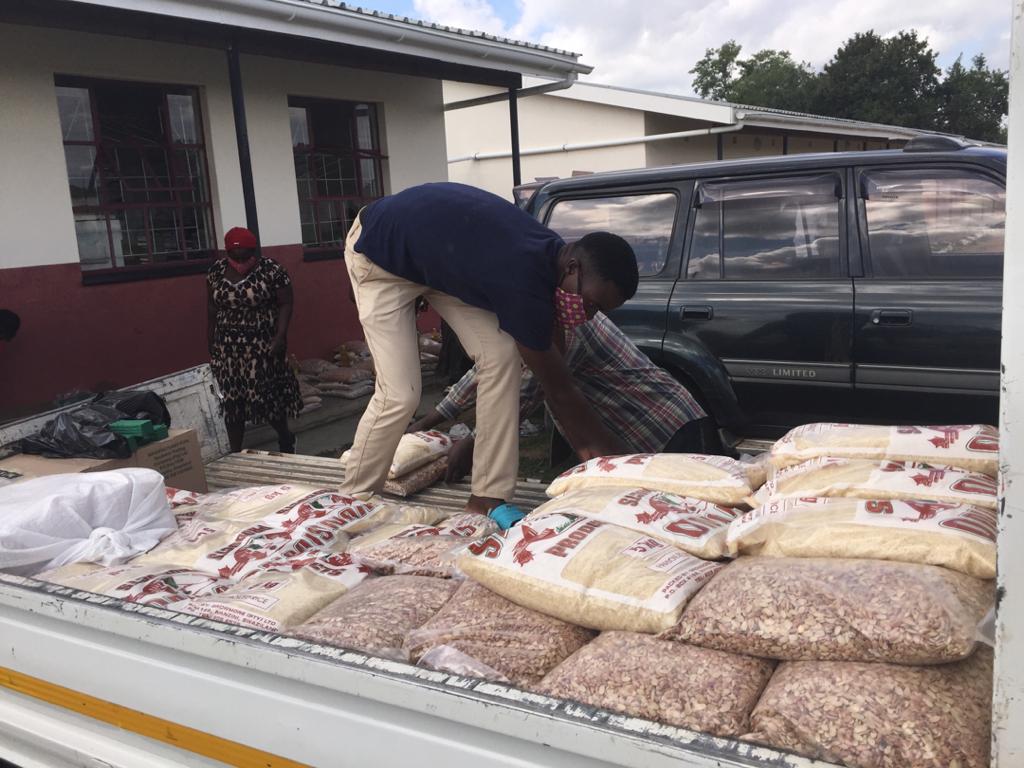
[207,227,301,453]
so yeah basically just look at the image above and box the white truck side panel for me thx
[994,1,1024,763]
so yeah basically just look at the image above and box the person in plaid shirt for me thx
[410,311,729,481]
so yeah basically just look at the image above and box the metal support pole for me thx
[509,87,522,188]
[227,40,260,237]
[716,133,724,161]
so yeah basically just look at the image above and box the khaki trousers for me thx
[342,214,522,501]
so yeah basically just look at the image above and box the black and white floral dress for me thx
[208,257,302,425]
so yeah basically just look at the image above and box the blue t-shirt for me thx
[355,182,564,351]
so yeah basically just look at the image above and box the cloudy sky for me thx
[355,0,1011,96]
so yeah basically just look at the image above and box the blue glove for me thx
[488,503,526,530]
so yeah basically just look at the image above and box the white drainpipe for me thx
[448,123,744,163]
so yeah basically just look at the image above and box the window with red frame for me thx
[55,75,215,272]
[288,97,385,251]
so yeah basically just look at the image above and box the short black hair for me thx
[576,232,639,301]
[0,310,19,341]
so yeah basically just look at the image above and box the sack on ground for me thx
[342,431,453,480]
[350,513,497,577]
[538,632,774,738]
[665,557,994,664]
[771,423,998,477]
[456,513,722,633]
[291,575,459,661]
[37,561,233,609]
[405,580,595,688]
[529,487,740,559]
[177,551,371,632]
[752,457,997,509]
[546,454,763,507]
[319,367,374,384]
[383,457,448,497]
[727,496,997,578]
[744,648,993,768]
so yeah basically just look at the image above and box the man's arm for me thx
[517,343,625,459]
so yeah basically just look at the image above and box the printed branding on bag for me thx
[855,500,997,542]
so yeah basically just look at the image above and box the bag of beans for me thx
[37,562,232,609]
[546,454,763,506]
[745,648,993,768]
[456,513,722,633]
[529,487,740,559]
[405,580,595,688]
[538,632,774,738]
[350,513,497,577]
[177,551,371,632]
[727,496,997,578]
[751,457,997,509]
[291,575,459,661]
[383,457,448,497]
[771,423,998,477]
[342,431,453,480]
[665,557,994,664]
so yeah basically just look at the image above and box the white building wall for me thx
[444,82,645,199]
[0,23,451,269]
[786,136,837,154]
[721,132,785,159]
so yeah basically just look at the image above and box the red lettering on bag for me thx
[951,476,998,496]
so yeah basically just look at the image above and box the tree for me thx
[690,41,742,101]
[730,50,818,113]
[936,54,1009,142]
[816,30,941,129]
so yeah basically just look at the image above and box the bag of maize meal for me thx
[341,431,453,480]
[664,556,994,664]
[456,512,722,633]
[744,648,993,768]
[770,422,998,477]
[350,513,498,578]
[177,551,371,632]
[405,580,595,688]
[727,496,997,578]
[545,454,763,507]
[37,561,233,609]
[528,486,740,559]
[291,575,459,661]
[537,631,774,739]
[751,457,997,509]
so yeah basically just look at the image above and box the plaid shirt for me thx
[435,312,705,453]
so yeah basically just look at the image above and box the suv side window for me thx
[545,192,678,277]
[862,168,1005,278]
[688,174,842,280]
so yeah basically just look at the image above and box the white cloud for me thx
[413,0,1010,95]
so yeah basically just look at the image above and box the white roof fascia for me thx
[61,0,592,78]
[737,111,925,140]
[522,76,736,125]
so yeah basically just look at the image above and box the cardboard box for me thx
[0,429,208,493]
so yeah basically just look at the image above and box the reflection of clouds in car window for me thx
[547,193,677,277]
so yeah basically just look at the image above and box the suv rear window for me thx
[862,168,1005,279]
[545,192,677,277]
[687,174,842,280]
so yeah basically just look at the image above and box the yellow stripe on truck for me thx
[0,666,310,768]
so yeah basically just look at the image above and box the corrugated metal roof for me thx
[298,0,581,58]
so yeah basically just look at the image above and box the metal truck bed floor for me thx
[206,450,551,512]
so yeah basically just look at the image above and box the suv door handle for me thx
[681,305,714,321]
[871,309,913,326]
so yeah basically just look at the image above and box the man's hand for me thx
[445,436,475,482]
[407,409,445,433]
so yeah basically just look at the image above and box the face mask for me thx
[555,269,588,330]
[229,255,257,277]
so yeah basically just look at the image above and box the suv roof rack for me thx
[903,135,972,152]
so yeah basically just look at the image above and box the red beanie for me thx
[224,227,258,250]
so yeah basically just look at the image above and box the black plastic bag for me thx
[94,390,171,427]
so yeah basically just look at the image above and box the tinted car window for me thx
[546,193,677,276]
[863,168,1005,278]
[688,174,841,280]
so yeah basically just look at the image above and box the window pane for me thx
[354,104,378,151]
[116,208,150,265]
[316,200,349,247]
[56,86,94,141]
[149,207,183,259]
[693,176,841,280]
[63,145,99,206]
[74,214,111,270]
[290,107,310,147]
[546,193,677,277]
[95,82,165,145]
[310,102,355,150]
[167,94,198,144]
[864,169,1005,278]
[360,158,381,198]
